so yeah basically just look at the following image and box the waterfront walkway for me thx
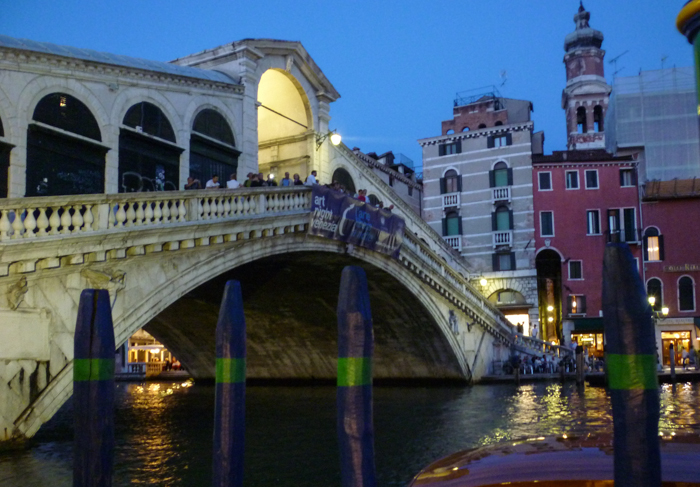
[481,367,700,385]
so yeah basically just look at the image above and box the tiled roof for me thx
[0,35,239,86]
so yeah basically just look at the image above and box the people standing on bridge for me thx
[265,174,277,187]
[357,189,367,202]
[184,176,202,190]
[682,346,689,370]
[205,175,220,189]
[280,172,291,187]
[226,173,240,189]
[305,170,318,185]
[531,322,538,339]
[243,173,254,187]
[250,173,263,187]
[293,173,303,185]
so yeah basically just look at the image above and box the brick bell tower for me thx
[562,2,611,150]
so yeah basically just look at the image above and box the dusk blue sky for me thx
[1,1,692,170]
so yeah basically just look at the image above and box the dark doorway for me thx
[535,249,563,342]
[189,109,239,185]
[26,93,106,197]
[331,168,356,195]
[119,102,181,193]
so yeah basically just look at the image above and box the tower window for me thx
[594,105,604,132]
[577,107,587,134]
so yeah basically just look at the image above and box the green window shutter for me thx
[440,177,447,194]
[442,218,447,236]
[507,168,513,186]
[643,237,649,261]
[492,253,499,271]
[457,176,463,192]
[659,235,665,261]
[489,170,495,188]
[510,252,516,270]
[509,210,514,230]
[456,140,462,153]
[458,218,463,235]
[439,144,446,156]
[491,212,497,231]
[487,136,494,149]
[506,133,513,146]
[580,296,587,314]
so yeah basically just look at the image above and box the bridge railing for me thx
[0,187,312,241]
[512,333,573,358]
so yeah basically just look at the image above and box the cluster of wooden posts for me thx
[73,266,376,487]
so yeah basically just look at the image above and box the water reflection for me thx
[0,381,698,486]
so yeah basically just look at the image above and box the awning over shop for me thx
[572,317,604,332]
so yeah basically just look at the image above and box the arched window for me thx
[494,205,512,231]
[332,168,356,195]
[576,107,587,134]
[495,121,503,126]
[367,194,380,206]
[679,276,695,311]
[446,129,455,135]
[478,123,487,129]
[647,278,663,311]
[26,93,106,196]
[594,105,604,132]
[443,169,460,194]
[119,102,182,192]
[492,161,510,187]
[643,227,664,262]
[462,126,470,132]
[189,109,239,187]
[443,210,461,236]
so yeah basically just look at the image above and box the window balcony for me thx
[492,186,511,204]
[444,236,462,252]
[492,230,512,248]
[442,192,460,208]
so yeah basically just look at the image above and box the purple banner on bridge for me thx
[308,185,404,259]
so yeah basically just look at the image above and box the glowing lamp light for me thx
[480,278,488,286]
[330,132,342,146]
[648,296,656,306]
[269,174,275,180]
[548,317,554,322]
[547,305,554,312]
[662,306,669,316]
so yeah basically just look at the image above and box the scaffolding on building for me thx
[606,66,700,181]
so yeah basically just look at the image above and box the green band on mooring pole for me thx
[607,354,657,390]
[337,357,372,387]
[73,358,115,382]
[216,358,246,384]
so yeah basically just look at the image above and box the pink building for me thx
[642,180,700,365]
[532,149,640,353]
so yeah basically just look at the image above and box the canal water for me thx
[2,381,700,486]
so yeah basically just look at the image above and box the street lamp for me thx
[480,277,488,287]
[648,296,669,320]
[316,130,342,150]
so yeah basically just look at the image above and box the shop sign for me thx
[663,264,700,272]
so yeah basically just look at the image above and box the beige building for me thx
[420,92,543,332]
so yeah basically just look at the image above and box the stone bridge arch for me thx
[18,231,467,440]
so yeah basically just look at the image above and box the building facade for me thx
[420,92,542,333]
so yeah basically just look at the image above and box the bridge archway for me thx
[536,249,563,342]
[257,69,313,180]
[331,167,356,194]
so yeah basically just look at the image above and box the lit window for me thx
[644,228,663,262]
[568,295,587,314]
[566,170,579,190]
[647,278,662,311]
[59,96,67,107]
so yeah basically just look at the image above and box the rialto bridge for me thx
[0,36,569,445]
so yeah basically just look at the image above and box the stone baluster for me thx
[48,207,61,234]
[125,203,136,227]
[144,202,154,225]
[58,207,70,234]
[23,208,37,238]
[162,200,171,223]
[223,197,231,217]
[115,203,127,228]
[0,209,10,240]
[216,197,224,219]
[236,197,243,215]
[33,207,48,237]
[197,198,204,221]
[83,205,95,231]
[153,201,163,224]
[11,210,24,239]
[242,197,249,214]
[178,199,187,222]
[134,202,145,226]
[202,198,211,220]
[71,206,84,233]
